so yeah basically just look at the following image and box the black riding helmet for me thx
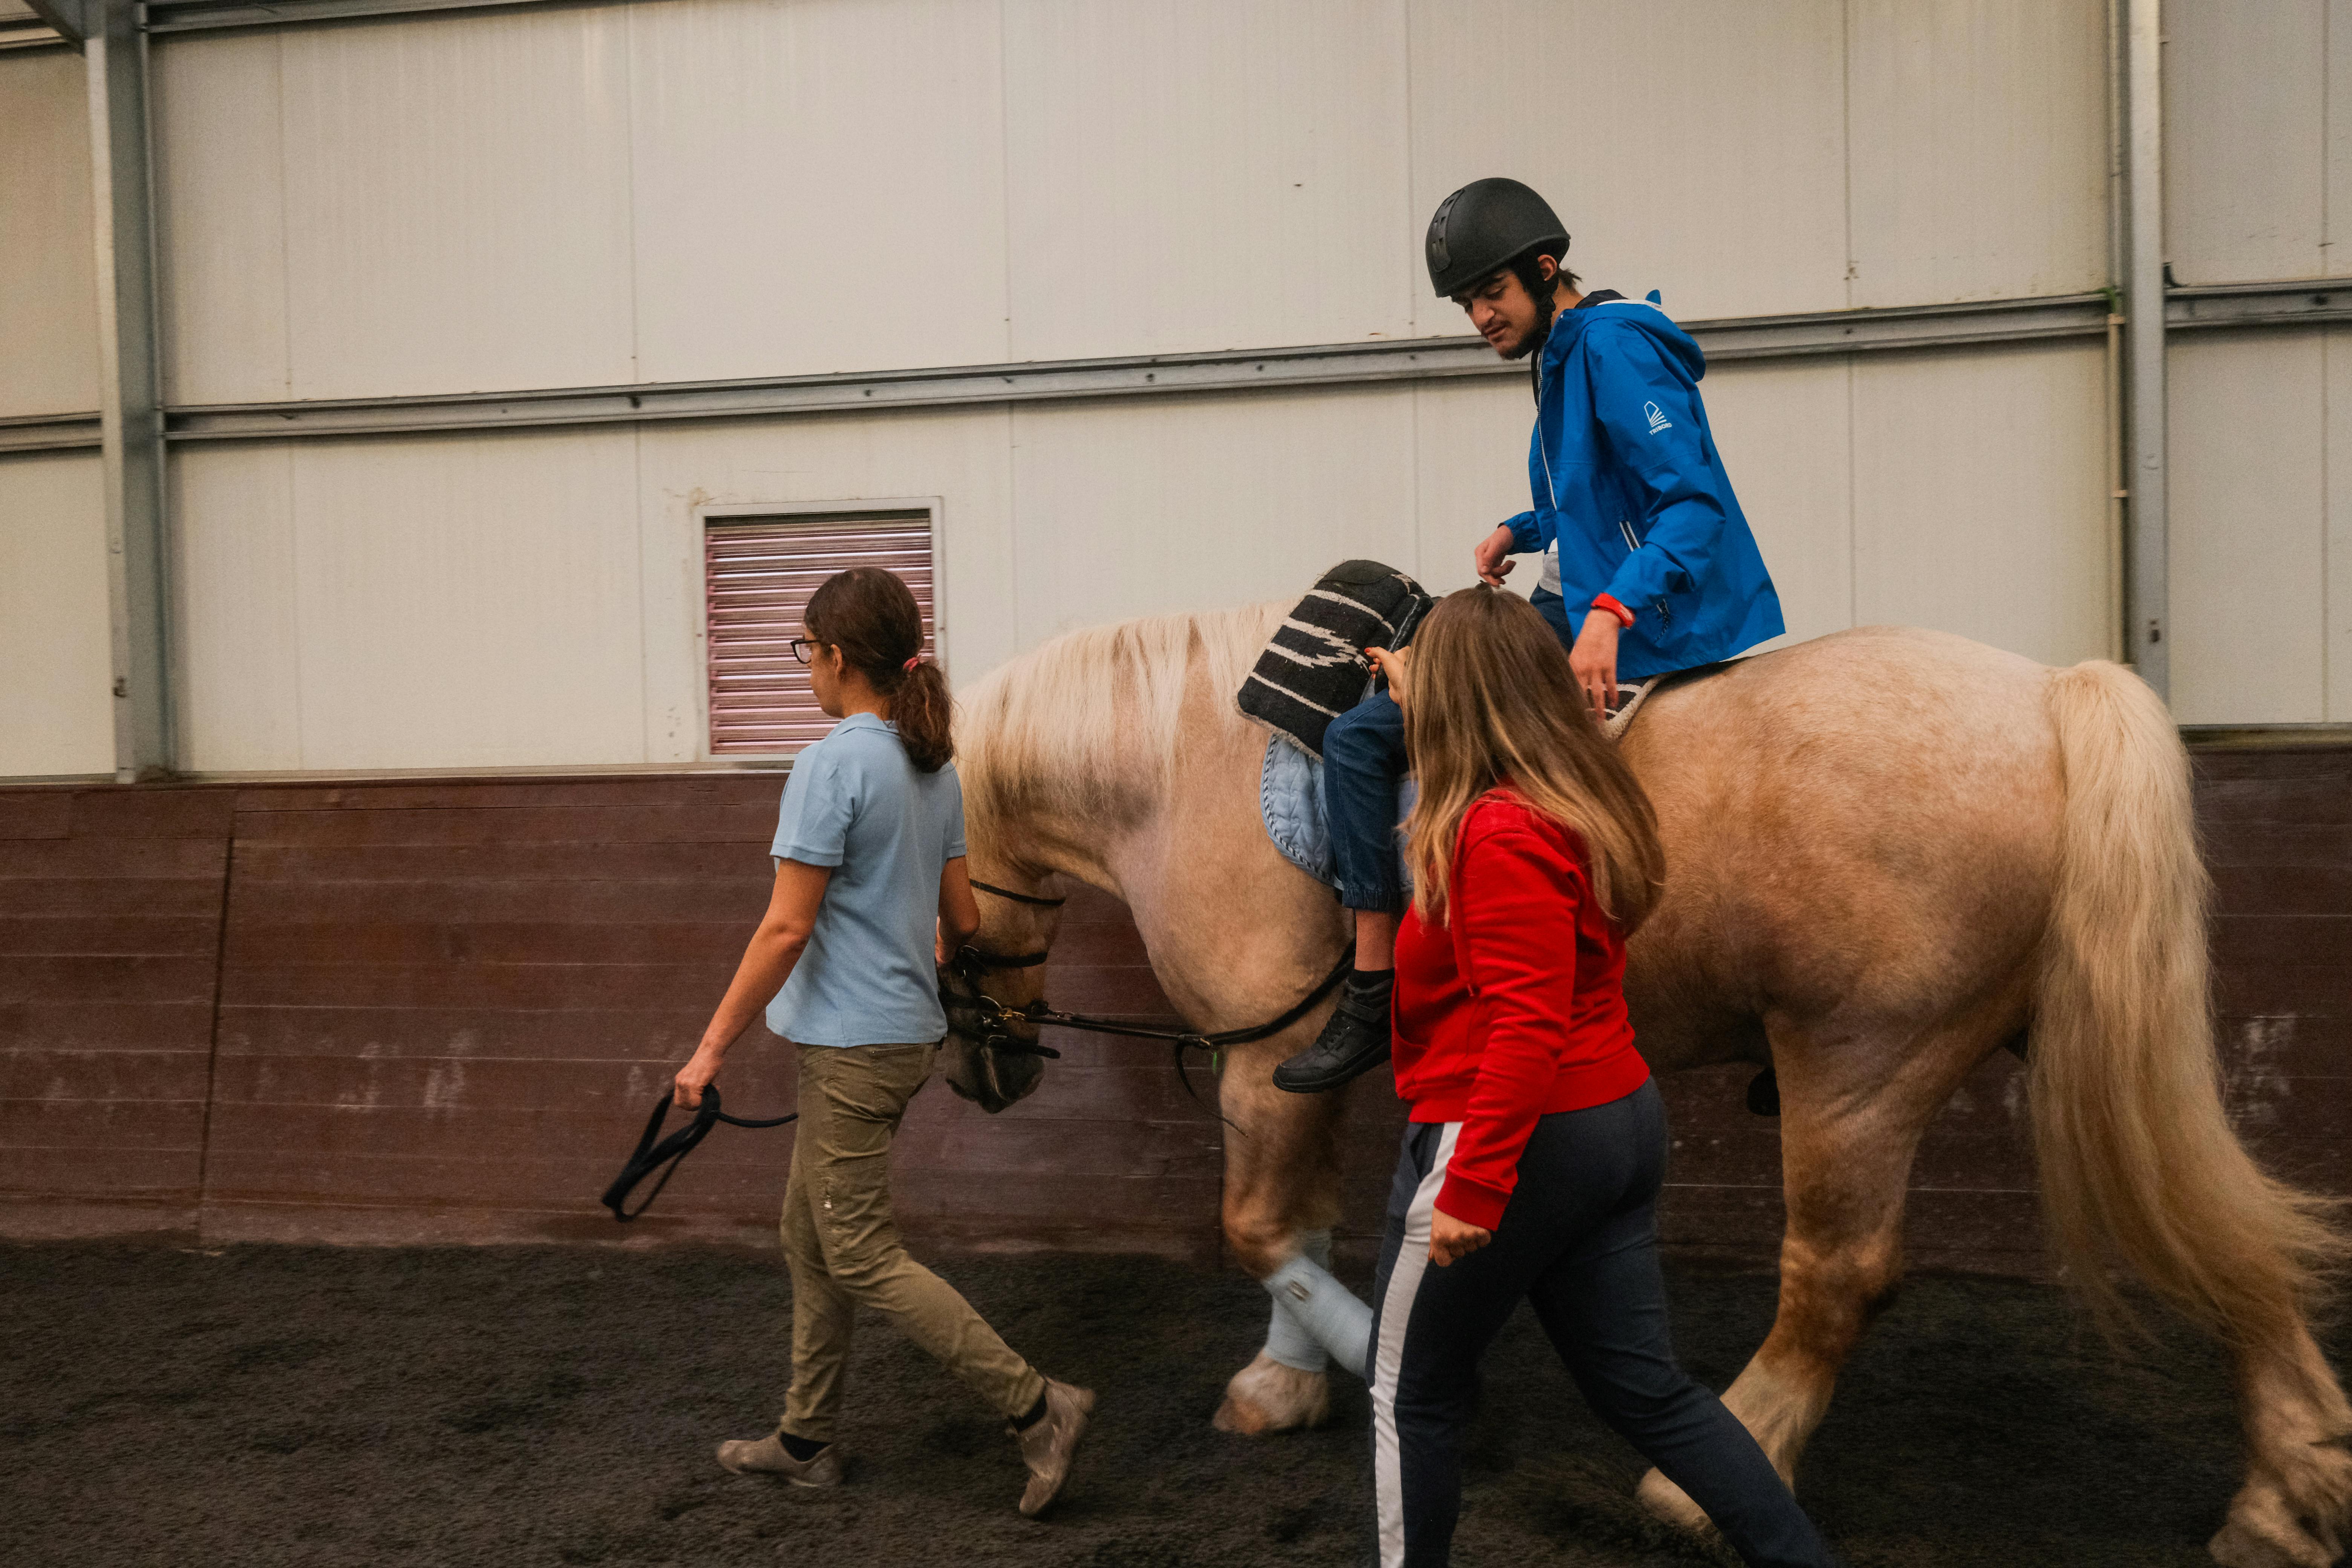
[1425,177,1570,298]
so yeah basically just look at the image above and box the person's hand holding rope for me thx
[1367,644,1412,718]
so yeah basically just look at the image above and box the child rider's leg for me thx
[1274,691,1406,1095]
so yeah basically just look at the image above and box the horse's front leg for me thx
[1210,1033,1360,1435]
[1637,1028,1959,1528]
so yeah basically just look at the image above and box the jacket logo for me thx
[1643,400,1672,435]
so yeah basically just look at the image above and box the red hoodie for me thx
[1390,789,1652,1231]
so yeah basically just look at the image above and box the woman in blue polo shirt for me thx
[671,566,1092,1517]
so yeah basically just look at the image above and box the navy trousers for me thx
[1321,586,1579,916]
[1367,1081,1838,1568]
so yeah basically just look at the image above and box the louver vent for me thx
[704,512,934,755]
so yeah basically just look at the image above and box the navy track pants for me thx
[1366,1080,1838,1568]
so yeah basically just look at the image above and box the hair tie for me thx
[903,655,920,672]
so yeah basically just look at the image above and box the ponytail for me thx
[802,566,954,772]
[892,660,954,773]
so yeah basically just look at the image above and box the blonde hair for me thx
[957,602,1281,835]
[1401,587,1665,931]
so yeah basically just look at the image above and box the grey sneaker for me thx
[1012,1378,1095,1517]
[715,1432,844,1488]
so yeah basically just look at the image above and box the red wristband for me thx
[1592,594,1636,629]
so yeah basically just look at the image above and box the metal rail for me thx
[158,294,2123,444]
[142,0,604,31]
[10,280,2352,456]
[0,414,104,453]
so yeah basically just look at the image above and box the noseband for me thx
[936,879,1070,1062]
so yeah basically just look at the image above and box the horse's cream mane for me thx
[957,601,1282,830]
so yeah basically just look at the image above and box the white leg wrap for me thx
[1262,1229,1334,1373]
[1261,1240,1372,1381]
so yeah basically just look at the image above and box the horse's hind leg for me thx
[1637,1027,1965,1528]
[2211,1321,2352,1568]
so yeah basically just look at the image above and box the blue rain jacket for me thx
[1505,294,1782,678]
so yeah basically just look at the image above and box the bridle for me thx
[940,879,1356,1096]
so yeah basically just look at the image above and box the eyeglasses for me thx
[789,637,819,665]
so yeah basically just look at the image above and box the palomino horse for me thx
[939,602,2351,1568]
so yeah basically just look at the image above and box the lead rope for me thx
[951,878,1356,1125]
[601,1083,796,1221]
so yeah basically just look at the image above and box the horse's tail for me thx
[2034,660,2347,1341]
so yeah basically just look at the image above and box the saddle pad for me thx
[1260,735,1418,890]
[1237,559,1434,761]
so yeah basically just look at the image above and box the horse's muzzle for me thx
[939,1027,1047,1113]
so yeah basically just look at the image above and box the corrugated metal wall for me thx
[1,0,2345,773]
[2162,0,2352,724]
[0,52,110,778]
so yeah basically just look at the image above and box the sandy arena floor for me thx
[0,1239,2322,1568]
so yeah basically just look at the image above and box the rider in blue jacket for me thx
[1275,178,1784,1095]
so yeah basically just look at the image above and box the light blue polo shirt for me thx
[766,713,966,1047]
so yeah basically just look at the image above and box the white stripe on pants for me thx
[1369,1122,1459,1568]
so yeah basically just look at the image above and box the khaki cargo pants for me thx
[779,1040,1044,1444]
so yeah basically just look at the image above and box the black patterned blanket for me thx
[1234,559,1434,760]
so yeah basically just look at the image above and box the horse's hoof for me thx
[1211,1351,1331,1435]
[1635,1466,1715,1533]
[2209,1504,2341,1568]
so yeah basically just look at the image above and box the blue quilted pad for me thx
[1259,734,1413,891]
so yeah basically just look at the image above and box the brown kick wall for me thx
[0,745,2344,1274]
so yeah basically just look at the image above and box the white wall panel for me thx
[2329,0,2352,273]
[632,408,1015,761]
[152,33,291,406]
[0,455,111,776]
[629,0,1009,383]
[1009,389,1418,639]
[1699,359,1856,648]
[2165,0,2327,283]
[0,52,100,417]
[283,431,645,770]
[1003,0,1414,361]
[1412,378,1535,598]
[2168,331,2327,724]
[1851,343,2112,669]
[172,446,300,771]
[1847,0,2110,306]
[1406,0,1847,331]
[277,7,637,399]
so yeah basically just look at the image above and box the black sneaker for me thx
[1273,971,1394,1093]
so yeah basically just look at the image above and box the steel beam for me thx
[142,0,630,32]
[33,276,2352,455]
[2166,277,2352,330]
[2123,0,2168,697]
[0,14,74,49]
[86,0,172,779]
[164,293,2117,444]
[20,0,85,41]
[0,414,104,454]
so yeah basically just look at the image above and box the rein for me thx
[944,879,1356,1101]
[600,1083,796,1221]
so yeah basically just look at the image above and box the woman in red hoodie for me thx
[1365,587,1836,1568]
